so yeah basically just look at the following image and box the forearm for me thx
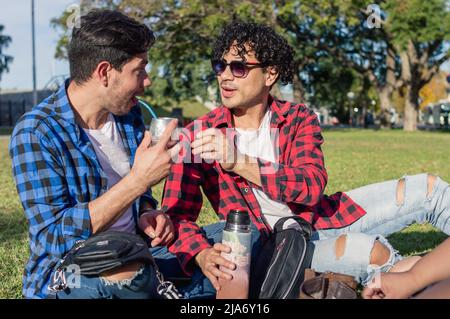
[89,174,146,233]
[408,238,450,290]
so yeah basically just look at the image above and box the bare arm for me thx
[88,174,146,233]
[408,237,450,290]
[89,121,180,233]
[363,237,450,299]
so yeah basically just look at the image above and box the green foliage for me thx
[0,25,13,81]
[50,0,450,126]
[385,0,450,48]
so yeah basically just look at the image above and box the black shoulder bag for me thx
[249,216,315,299]
[48,230,182,299]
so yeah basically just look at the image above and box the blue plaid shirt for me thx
[9,80,157,299]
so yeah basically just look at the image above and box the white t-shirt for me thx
[83,113,136,233]
[235,110,294,228]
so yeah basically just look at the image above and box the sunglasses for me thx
[211,59,266,78]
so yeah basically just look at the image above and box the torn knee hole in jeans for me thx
[369,240,391,266]
[363,235,403,286]
[335,235,347,260]
[397,174,437,205]
[361,235,403,286]
[396,178,405,206]
[427,174,437,199]
[100,266,145,289]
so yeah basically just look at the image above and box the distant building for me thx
[0,75,66,127]
[0,89,53,127]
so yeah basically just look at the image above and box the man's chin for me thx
[112,106,132,116]
[221,96,239,109]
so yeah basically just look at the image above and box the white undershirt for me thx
[83,113,136,233]
[235,110,294,228]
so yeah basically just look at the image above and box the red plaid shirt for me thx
[162,96,366,274]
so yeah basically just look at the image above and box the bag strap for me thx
[49,258,183,299]
[149,258,184,299]
[273,216,313,239]
[49,234,184,299]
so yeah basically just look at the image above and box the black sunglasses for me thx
[211,59,266,78]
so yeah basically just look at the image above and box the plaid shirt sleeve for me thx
[257,109,327,206]
[162,159,214,275]
[161,127,217,275]
[10,128,92,254]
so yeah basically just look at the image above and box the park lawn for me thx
[0,129,449,298]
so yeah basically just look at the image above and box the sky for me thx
[0,1,449,92]
[0,0,74,91]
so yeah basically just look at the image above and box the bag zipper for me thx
[281,235,307,299]
[48,240,87,292]
[260,238,285,293]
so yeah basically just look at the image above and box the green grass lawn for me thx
[0,129,449,298]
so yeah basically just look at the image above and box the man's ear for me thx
[265,66,279,87]
[94,61,113,87]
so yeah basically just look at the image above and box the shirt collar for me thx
[52,79,78,126]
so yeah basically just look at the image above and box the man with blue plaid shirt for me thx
[9,10,179,299]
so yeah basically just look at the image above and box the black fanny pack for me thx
[48,230,182,299]
[250,216,315,299]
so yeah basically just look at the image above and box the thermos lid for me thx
[226,210,250,226]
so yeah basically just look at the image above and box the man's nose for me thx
[143,75,152,88]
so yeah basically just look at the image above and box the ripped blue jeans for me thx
[56,174,449,298]
[56,264,160,299]
[310,233,398,286]
[311,173,449,285]
[153,174,448,298]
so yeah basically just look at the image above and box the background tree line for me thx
[51,0,450,131]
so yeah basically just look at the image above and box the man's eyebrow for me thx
[140,59,149,66]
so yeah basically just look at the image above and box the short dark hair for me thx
[212,22,296,85]
[69,9,155,84]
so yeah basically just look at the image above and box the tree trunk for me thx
[378,86,392,128]
[376,47,396,129]
[378,87,392,112]
[403,86,419,131]
[293,72,305,103]
[399,45,418,132]
[362,105,368,128]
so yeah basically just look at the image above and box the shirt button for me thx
[243,188,249,193]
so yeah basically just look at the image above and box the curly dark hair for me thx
[212,21,296,85]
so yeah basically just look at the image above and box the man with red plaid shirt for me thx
[158,22,449,299]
